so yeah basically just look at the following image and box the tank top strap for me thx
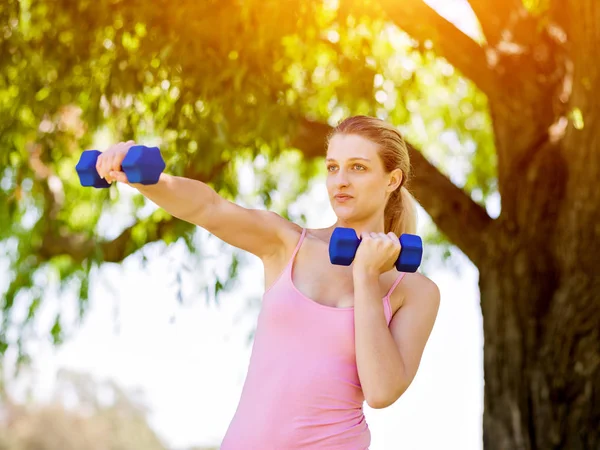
[289,228,307,264]
[385,272,406,298]
[263,228,307,296]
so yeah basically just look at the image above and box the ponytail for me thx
[385,186,417,236]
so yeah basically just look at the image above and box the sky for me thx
[3,1,489,449]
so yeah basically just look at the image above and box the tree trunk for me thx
[478,2,600,446]
[480,265,599,450]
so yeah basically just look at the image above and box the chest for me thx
[266,235,401,310]
[295,251,358,307]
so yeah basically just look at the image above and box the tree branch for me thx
[467,0,525,45]
[378,0,499,102]
[39,216,190,263]
[292,118,494,264]
[405,141,493,264]
[37,160,219,264]
[468,0,564,69]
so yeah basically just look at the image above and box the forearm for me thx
[354,271,408,408]
[135,173,217,222]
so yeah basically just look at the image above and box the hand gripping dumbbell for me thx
[75,145,165,188]
[329,227,423,273]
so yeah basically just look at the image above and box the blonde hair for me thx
[328,115,417,236]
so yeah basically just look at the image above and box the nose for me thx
[334,168,350,188]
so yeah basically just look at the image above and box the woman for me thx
[97,115,440,449]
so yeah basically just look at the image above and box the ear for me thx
[387,168,403,193]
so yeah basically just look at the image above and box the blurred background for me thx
[1,0,598,449]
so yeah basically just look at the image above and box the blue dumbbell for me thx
[75,145,165,188]
[329,227,423,273]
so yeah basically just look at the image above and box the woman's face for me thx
[326,133,398,223]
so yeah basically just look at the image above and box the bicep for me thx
[192,197,296,259]
[390,278,440,383]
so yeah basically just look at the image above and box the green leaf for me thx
[50,315,63,345]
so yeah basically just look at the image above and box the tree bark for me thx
[471,1,600,448]
[479,261,599,450]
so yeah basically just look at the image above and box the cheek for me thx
[326,176,334,193]
[361,181,387,203]
[358,176,381,193]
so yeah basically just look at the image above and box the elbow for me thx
[365,383,409,409]
[366,397,393,410]
[366,394,399,409]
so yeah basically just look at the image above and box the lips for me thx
[334,194,353,201]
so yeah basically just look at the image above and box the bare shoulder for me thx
[260,215,303,265]
[264,211,303,244]
[397,272,440,312]
[198,197,302,260]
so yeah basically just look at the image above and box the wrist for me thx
[353,268,385,310]
[135,173,168,192]
[352,266,380,281]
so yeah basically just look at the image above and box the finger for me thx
[115,141,134,170]
[110,152,122,173]
[386,232,399,246]
[120,140,135,150]
[104,167,114,184]
[100,154,110,181]
[106,153,122,183]
[391,236,401,251]
[96,154,104,178]
[115,141,127,157]
[99,146,117,180]
[376,232,390,244]
[109,171,129,184]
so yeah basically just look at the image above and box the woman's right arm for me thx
[136,174,297,259]
[97,141,298,260]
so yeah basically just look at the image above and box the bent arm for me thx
[135,173,293,259]
[354,272,440,409]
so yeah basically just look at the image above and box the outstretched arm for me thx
[99,141,296,260]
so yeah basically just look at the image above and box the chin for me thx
[331,205,357,221]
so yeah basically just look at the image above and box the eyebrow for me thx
[325,157,371,162]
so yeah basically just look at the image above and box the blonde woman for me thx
[97,115,440,449]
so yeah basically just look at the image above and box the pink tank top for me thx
[221,229,405,450]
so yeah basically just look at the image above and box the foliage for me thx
[0,0,494,357]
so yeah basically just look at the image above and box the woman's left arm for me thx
[354,270,440,409]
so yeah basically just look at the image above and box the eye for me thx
[326,164,338,172]
[353,164,366,171]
